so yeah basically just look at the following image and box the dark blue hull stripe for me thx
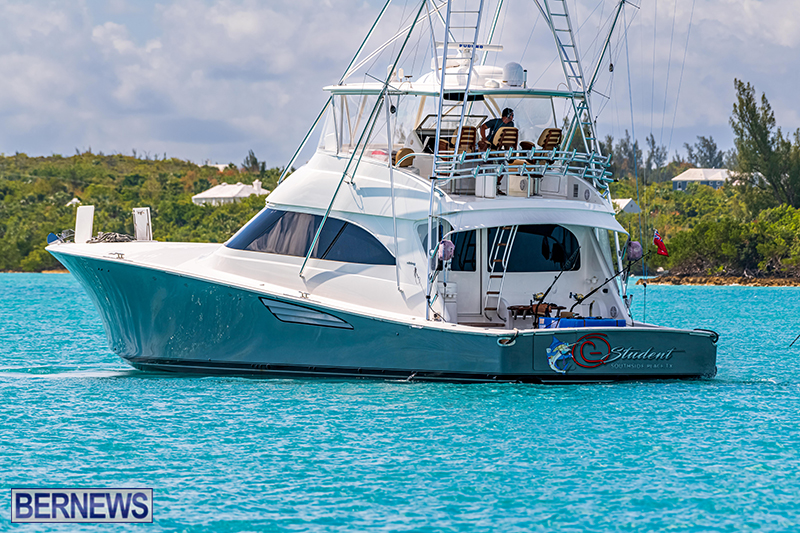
[127,358,715,383]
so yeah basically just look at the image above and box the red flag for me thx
[653,229,669,257]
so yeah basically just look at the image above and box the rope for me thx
[623,4,645,321]
[658,0,679,146]
[667,0,697,154]
[519,10,541,62]
[87,232,134,243]
[530,0,609,88]
[595,23,629,118]
[649,0,657,150]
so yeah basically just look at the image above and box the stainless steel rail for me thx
[431,148,613,195]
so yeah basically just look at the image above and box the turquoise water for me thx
[2,273,799,531]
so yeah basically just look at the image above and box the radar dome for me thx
[503,62,525,87]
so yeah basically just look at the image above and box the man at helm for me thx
[479,107,514,150]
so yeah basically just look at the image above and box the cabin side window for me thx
[418,223,476,272]
[451,230,477,272]
[487,224,580,272]
[226,208,395,265]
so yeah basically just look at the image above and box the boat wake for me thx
[0,366,137,380]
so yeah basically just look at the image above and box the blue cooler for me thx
[538,317,626,329]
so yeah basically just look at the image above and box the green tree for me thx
[242,149,266,177]
[0,152,279,271]
[730,78,800,208]
[599,134,617,178]
[613,130,642,180]
[644,133,668,184]
[684,136,724,168]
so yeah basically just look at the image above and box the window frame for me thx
[486,224,581,273]
[226,208,395,266]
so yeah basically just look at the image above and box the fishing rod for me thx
[533,245,581,313]
[569,251,652,314]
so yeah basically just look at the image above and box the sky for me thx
[0,0,796,168]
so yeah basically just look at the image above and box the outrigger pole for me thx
[480,0,504,66]
[586,0,628,94]
[343,1,449,81]
[299,0,428,277]
[279,0,393,184]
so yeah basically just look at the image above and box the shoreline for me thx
[637,275,800,287]
[1,269,69,274]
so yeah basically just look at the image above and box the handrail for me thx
[432,148,613,184]
[394,151,426,167]
[326,146,613,189]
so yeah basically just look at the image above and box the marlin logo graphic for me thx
[546,337,573,374]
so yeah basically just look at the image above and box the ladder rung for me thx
[489,275,503,279]
[492,259,504,263]
[497,242,507,246]
[486,291,500,295]
[485,307,498,311]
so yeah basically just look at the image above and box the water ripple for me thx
[2,275,800,531]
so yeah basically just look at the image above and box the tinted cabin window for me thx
[451,230,477,272]
[487,224,579,272]
[321,223,396,265]
[419,225,476,272]
[226,209,395,265]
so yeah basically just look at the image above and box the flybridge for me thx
[280,0,629,184]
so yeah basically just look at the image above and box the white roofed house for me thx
[672,169,730,191]
[191,180,269,206]
[612,198,641,214]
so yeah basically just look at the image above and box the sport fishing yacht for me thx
[47,0,717,382]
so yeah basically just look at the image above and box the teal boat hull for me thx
[51,251,718,383]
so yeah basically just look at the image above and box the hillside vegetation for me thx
[608,79,800,278]
[0,152,279,271]
[2,79,799,278]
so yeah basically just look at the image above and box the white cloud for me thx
[92,21,139,55]
[0,0,797,165]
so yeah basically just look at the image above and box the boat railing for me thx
[429,148,613,196]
